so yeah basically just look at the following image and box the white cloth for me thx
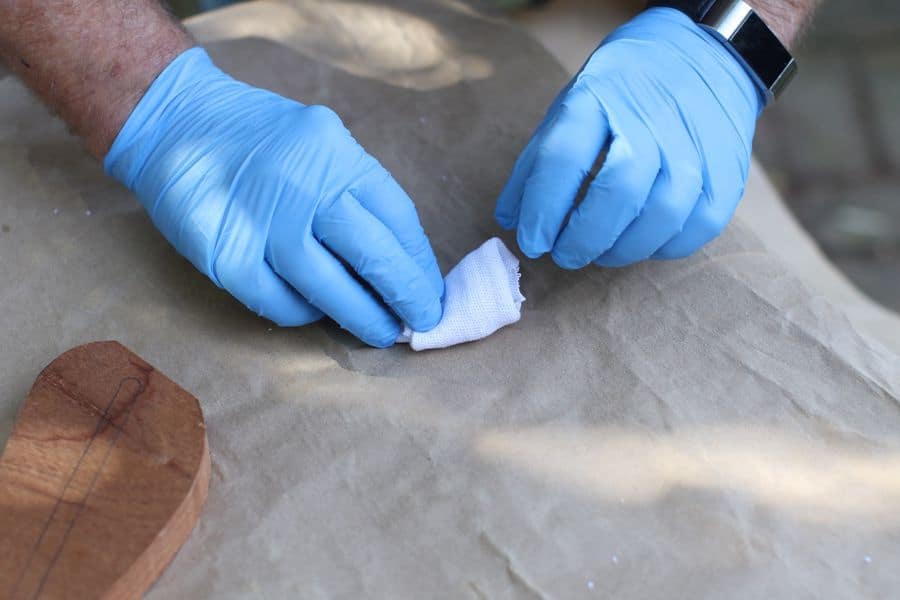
[398,238,525,351]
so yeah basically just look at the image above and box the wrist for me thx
[90,34,193,160]
[0,1,193,160]
[743,0,819,48]
[105,47,225,188]
[642,2,798,108]
[636,7,766,112]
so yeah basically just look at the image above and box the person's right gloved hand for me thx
[105,48,444,348]
[495,8,762,269]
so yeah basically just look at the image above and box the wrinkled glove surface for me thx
[496,7,763,268]
[106,48,444,347]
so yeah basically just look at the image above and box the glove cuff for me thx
[637,7,766,116]
[104,47,224,188]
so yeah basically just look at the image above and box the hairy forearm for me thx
[0,1,193,158]
[746,0,822,48]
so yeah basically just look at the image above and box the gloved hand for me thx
[496,7,763,268]
[106,48,444,347]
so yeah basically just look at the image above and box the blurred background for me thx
[753,0,900,313]
[170,0,900,313]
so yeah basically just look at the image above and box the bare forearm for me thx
[0,1,192,158]
[746,0,822,48]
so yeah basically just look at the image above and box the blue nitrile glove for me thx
[106,48,444,347]
[495,7,764,268]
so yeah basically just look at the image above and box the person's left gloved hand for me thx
[496,7,764,268]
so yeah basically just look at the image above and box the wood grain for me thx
[0,342,210,600]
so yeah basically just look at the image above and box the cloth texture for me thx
[1,2,899,599]
[399,237,524,351]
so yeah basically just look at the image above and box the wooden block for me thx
[0,342,210,600]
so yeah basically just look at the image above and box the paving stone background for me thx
[755,0,900,312]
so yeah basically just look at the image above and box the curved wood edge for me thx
[105,435,210,600]
[0,341,211,600]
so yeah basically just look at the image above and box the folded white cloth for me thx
[397,238,525,351]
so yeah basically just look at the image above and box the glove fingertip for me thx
[516,227,547,260]
[344,310,402,348]
[430,268,446,302]
[372,337,398,349]
[551,248,589,271]
[370,324,402,348]
[494,208,517,231]
[406,296,444,333]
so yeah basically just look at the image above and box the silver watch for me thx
[650,0,798,104]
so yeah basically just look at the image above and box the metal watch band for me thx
[648,0,797,103]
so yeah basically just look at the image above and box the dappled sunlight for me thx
[269,349,466,426]
[186,0,493,90]
[476,425,900,525]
